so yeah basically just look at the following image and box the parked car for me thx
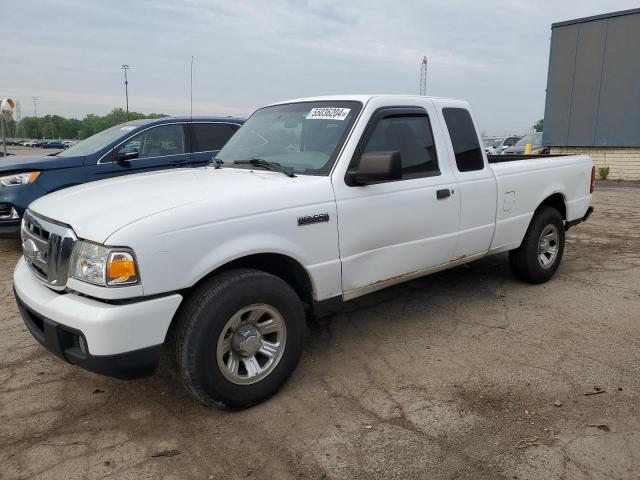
[0,116,243,237]
[483,136,522,155]
[503,132,548,155]
[483,137,503,155]
[42,141,67,149]
[13,95,594,408]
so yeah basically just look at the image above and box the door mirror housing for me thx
[117,147,139,162]
[348,151,402,185]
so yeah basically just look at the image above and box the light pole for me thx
[32,96,39,139]
[419,56,428,96]
[121,64,131,120]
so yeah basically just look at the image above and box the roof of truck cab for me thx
[266,94,464,106]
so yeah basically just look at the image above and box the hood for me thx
[29,167,328,243]
[0,154,84,174]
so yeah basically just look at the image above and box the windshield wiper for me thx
[232,159,296,178]
[208,157,224,169]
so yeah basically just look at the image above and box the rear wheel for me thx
[509,207,565,284]
[173,269,305,409]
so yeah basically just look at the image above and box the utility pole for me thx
[1,116,5,157]
[32,96,39,139]
[14,101,21,138]
[122,64,131,120]
[419,56,428,96]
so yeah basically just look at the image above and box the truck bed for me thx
[488,153,593,253]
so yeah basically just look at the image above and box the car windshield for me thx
[515,132,543,148]
[484,138,504,148]
[57,122,146,157]
[215,101,363,175]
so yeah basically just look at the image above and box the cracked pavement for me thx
[1,182,639,479]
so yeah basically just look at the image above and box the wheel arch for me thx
[536,192,567,220]
[183,252,314,308]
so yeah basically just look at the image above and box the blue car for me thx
[42,141,68,149]
[0,116,244,237]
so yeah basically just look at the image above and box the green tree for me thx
[15,109,167,140]
[534,119,544,133]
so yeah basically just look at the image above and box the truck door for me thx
[333,102,460,296]
[439,106,497,258]
[112,123,191,176]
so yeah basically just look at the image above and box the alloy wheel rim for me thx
[216,304,287,385]
[538,224,559,269]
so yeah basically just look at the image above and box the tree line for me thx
[2,108,167,140]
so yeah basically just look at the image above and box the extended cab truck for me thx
[13,95,594,409]
[0,117,244,238]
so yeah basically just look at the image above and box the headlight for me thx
[0,171,41,187]
[70,241,140,287]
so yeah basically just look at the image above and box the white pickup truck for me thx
[13,95,594,408]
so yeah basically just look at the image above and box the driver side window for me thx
[361,114,440,180]
[118,124,186,160]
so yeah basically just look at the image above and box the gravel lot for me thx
[2,145,64,157]
[1,182,639,479]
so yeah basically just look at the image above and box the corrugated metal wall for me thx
[543,10,640,147]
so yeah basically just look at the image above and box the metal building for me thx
[542,8,640,180]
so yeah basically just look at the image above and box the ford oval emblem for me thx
[23,239,39,261]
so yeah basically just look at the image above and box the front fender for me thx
[108,206,343,301]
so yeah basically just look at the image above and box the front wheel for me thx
[173,269,306,409]
[509,207,565,284]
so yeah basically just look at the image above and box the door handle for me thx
[170,160,187,167]
[436,188,451,199]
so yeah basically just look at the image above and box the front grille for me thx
[0,203,16,219]
[22,210,76,290]
[24,218,50,240]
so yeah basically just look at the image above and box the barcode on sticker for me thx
[306,108,351,121]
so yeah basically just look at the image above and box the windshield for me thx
[216,101,363,175]
[515,132,543,147]
[484,138,504,148]
[57,123,144,157]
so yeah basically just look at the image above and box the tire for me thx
[509,207,565,284]
[173,269,305,409]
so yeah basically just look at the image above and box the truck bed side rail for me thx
[487,154,569,163]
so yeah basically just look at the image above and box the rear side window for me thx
[361,114,439,180]
[442,108,484,172]
[191,123,238,152]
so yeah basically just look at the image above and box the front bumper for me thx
[13,258,183,379]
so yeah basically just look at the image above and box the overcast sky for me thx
[2,0,638,134]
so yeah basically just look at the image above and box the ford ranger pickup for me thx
[13,95,594,408]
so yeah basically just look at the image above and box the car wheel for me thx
[509,207,565,284]
[173,268,305,409]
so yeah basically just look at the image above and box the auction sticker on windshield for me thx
[306,108,351,121]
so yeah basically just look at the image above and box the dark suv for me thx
[0,116,244,237]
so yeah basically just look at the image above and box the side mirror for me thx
[117,147,138,162]
[348,151,402,185]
